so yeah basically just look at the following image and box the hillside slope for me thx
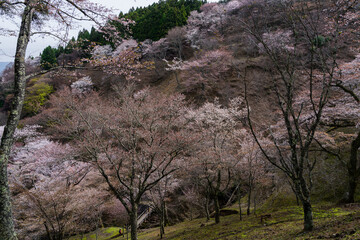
[69,201,360,240]
[3,0,360,239]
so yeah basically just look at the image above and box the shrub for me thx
[312,35,331,48]
[23,82,54,116]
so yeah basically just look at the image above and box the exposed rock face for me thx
[71,76,93,94]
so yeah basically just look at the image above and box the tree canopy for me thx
[120,0,205,41]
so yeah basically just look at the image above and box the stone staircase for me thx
[137,205,153,227]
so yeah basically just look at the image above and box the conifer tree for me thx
[40,46,57,70]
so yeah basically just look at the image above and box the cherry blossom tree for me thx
[319,54,360,203]
[186,0,251,50]
[241,0,354,231]
[234,129,269,216]
[0,1,112,238]
[186,98,246,224]
[163,57,186,88]
[4,125,111,239]
[53,86,194,240]
[89,48,154,81]
[148,174,178,238]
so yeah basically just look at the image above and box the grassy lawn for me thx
[69,203,360,239]
[69,227,122,240]
[138,203,360,240]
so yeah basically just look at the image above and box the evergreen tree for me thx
[40,46,57,70]
[54,46,65,58]
[89,27,107,45]
[123,0,206,41]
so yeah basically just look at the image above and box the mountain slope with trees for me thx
[0,0,359,239]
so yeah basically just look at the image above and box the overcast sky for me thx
[0,0,217,62]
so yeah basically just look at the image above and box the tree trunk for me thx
[126,224,129,240]
[175,71,180,88]
[238,191,242,221]
[253,189,257,215]
[178,44,182,60]
[0,2,34,240]
[205,194,210,221]
[44,223,53,240]
[214,170,221,224]
[164,201,169,227]
[129,204,138,240]
[214,194,220,224]
[347,175,357,204]
[302,200,313,231]
[160,201,165,239]
[345,132,360,203]
[159,211,164,239]
[293,176,314,231]
[247,187,251,215]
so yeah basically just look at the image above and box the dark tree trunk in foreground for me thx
[0,2,34,239]
[346,132,360,203]
[205,191,210,221]
[130,203,138,240]
[238,189,242,221]
[214,194,220,224]
[160,201,165,239]
[302,200,313,231]
[213,170,221,224]
[247,185,251,216]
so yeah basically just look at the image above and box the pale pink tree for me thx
[186,97,246,224]
[148,174,179,238]
[90,49,154,81]
[0,1,112,238]
[163,57,187,88]
[97,16,135,46]
[186,0,251,49]
[316,54,360,203]
[240,0,359,231]
[6,126,111,240]
[53,86,194,240]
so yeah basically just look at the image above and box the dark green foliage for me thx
[77,28,90,41]
[88,27,107,45]
[40,46,57,70]
[65,37,77,54]
[312,35,331,48]
[123,0,206,41]
[54,46,65,58]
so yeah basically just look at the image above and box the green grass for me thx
[69,202,360,240]
[137,203,360,240]
[69,227,121,240]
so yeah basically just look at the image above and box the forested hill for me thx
[2,0,360,240]
[37,0,206,69]
[121,0,206,41]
